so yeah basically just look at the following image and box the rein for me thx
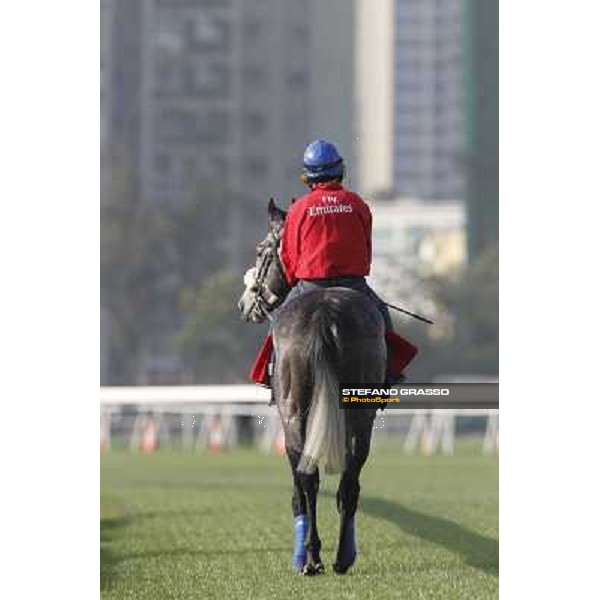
[249,229,287,319]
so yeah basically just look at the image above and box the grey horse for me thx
[238,199,386,575]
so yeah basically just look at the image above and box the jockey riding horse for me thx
[246,139,416,391]
[238,140,418,575]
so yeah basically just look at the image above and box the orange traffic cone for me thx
[207,415,225,452]
[420,428,435,456]
[140,416,158,453]
[100,411,110,452]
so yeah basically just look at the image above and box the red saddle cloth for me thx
[249,334,274,385]
[249,330,418,385]
[385,330,419,377]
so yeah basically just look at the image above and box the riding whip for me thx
[384,302,435,325]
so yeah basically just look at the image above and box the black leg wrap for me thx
[337,473,360,517]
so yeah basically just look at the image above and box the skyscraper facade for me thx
[356,0,465,202]
[102,0,317,207]
[393,0,465,201]
[101,0,357,382]
[356,0,497,262]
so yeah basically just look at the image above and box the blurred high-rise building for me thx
[101,0,357,382]
[357,0,498,262]
[101,0,292,206]
[308,0,356,189]
[393,0,465,201]
[357,0,464,201]
[101,0,355,209]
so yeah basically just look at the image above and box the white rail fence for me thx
[100,385,498,456]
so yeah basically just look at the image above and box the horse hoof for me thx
[333,554,356,575]
[302,562,325,576]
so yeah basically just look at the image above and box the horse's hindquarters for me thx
[273,288,386,471]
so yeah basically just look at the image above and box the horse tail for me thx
[298,316,346,476]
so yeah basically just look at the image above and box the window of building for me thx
[205,155,228,179]
[243,65,268,87]
[154,153,172,176]
[182,13,229,52]
[290,22,309,43]
[155,29,183,54]
[243,19,262,42]
[244,156,268,178]
[199,111,228,143]
[155,57,182,95]
[243,112,266,136]
[158,110,228,145]
[181,61,228,96]
[286,70,308,89]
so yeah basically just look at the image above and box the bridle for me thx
[248,228,288,320]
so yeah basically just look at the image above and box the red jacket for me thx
[280,182,372,285]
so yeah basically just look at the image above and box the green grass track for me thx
[101,441,498,599]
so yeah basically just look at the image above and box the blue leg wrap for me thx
[293,515,308,571]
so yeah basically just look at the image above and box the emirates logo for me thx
[308,204,353,217]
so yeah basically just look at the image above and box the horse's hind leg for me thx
[285,447,308,571]
[333,424,374,574]
[297,468,324,575]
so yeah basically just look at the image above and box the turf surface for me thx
[101,441,498,599]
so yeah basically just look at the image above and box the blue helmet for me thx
[301,139,345,184]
